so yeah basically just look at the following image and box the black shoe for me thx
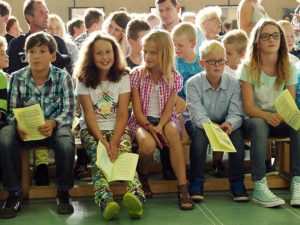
[0,196,21,219]
[211,161,226,178]
[57,191,74,215]
[35,164,50,186]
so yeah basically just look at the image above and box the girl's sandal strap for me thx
[178,184,194,210]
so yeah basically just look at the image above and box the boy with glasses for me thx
[184,40,248,203]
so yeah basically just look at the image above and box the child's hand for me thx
[17,123,28,141]
[265,113,282,127]
[156,124,169,147]
[219,122,232,135]
[147,124,163,149]
[109,139,119,162]
[38,120,56,137]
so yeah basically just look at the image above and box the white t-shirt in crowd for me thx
[76,74,131,130]
[224,65,239,79]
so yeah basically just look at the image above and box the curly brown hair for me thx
[75,32,128,89]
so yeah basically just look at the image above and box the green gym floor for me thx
[1,189,300,225]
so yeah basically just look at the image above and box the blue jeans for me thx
[0,124,75,192]
[185,121,245,183]
[243,118,300,181]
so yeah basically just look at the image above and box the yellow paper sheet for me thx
[96,141,139,182]
[72,116,80,131]
[13,104,46,141]
[203,122,236,152]
[275,89,300,131]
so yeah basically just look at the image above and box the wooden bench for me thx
[0,137,292,200]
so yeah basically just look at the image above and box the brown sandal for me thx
[178,184,194,210]
[138,173,153,198]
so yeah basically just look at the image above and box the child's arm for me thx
[132,87,163,148]
[52,74,76,128]
[186,76,211,128]
[157,90,177,132]
[110,92,130,161]
[78,94,109,150]
[285,84,296,99]
[238,0,255,34]
[225,81,244,133]
[241,81,282,127]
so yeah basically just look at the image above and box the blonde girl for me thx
[128,30,194,210]
[47,14,78,70]
[75,32,145,220]
[240,19,300,208]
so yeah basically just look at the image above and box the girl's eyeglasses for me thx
[259,32,282,41]
[204,59,226,65]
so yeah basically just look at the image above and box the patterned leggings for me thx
[80,128,145,210]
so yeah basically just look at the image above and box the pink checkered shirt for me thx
[128,67,183,137]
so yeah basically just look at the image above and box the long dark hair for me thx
[75,32,128,89]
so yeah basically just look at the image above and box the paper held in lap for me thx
[203,122,236,152]
[96,141,139,182]
[13,104,46,141]
[275,89,300,131]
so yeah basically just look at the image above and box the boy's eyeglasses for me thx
[259,32,282,41]
[204,59,226,65]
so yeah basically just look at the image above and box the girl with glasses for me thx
[240,19,300,208]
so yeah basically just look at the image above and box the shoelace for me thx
[292,182,300,196]
[259,183,278,199]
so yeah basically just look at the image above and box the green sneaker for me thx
[252,177,285,207]
[290,176,300,206]
[102,201,120,220]
[123,192,143,219]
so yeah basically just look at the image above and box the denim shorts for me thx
[147,116,160,126]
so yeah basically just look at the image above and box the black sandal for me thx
[138,173,153,198]
[178,184,194,210]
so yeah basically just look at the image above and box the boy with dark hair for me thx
[74,8,104,50]
[67,18,85,40]
[126,19,150,69]
[0,32,75,219]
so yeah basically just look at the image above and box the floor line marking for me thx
[202,203,224,225]
[283,205,300,219]
[195,203,217,225]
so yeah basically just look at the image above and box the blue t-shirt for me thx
[175,54,203,100]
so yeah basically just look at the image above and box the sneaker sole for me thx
[290,199,300,206]
[252,197,285,207]
[190,195,204,202]
[123,193,143,219]
[103,202,120,220]
[232,196,249,202]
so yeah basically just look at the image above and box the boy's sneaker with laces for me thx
[230,180,249,202]
[189,179,204,202]
[0,196,21,219]
[56,191,74,215]
[102,201,120,220]
[290,176,300,206]
[252,177,285,207]
[123,192,143,219]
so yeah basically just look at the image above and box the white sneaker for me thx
[252,177,285,207]
[290,176,300,206]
